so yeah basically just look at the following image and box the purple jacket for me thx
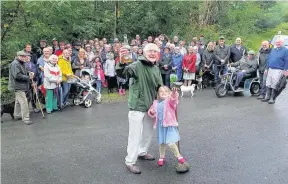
[148,91,179,128]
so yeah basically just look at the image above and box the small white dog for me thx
[180,84,196,97]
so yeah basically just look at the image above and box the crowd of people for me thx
[7,34,288,126]
[6,33,288,175]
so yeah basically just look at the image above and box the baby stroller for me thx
[72,69,101,108]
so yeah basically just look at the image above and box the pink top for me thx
[148,91,179,129]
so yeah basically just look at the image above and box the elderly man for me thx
[262,39,288,104]
[8,51,34,125]
[214,36,230,85]
[230,37,247,63]
[116,43,163,174]
[101,44,112,65]
[257,41,272,99]
[230,50,258,90]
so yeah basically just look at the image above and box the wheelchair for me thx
[215,67,260,98]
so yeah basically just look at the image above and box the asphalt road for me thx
[1,89,288,184]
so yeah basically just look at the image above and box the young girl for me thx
[148,86,190,172]
[94,62,105,93]
[104,53,116,93]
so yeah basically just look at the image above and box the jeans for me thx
[234,72,246,87]
[62,82,71,104]
[213,64,228,83]
[161,73,170,88]
[96,80,102,93]
[259,72,267,96]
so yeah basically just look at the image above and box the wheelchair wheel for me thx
[250,82,260,95]
[215,83,228,98]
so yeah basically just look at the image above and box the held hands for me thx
[29,72,34,79]
[149,108,156,116]
[264,70,268,75]
[284,71,288,77]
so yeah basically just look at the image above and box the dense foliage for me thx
[1,1,288,103]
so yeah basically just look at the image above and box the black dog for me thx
[1,101,15,123]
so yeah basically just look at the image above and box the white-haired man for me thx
[116,43,163,174]
[262,39,288,104]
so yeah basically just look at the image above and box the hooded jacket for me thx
[258,48,271,73]
[44,62,62,89]
[116,55,163,112]
[58,55,73,82]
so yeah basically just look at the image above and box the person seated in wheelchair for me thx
[228,50,258,90]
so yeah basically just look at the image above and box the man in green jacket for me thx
[116,43,163,174]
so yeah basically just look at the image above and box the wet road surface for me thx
[1,89,288,184]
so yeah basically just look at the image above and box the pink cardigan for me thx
[148,91,179,129]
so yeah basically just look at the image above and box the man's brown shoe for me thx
[138,153,155,161]
[126,164,141,174]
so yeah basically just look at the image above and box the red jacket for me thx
[182,54,196,73]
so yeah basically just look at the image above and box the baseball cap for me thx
[219,36,225,40]
[248,50,255,55]
[17,51,31,56]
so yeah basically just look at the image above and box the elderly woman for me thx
[172,47,184,81]
[159,47,172,87]
[72,48,90,76]
[182,46,196,86]
[44,55,62,114]
[85,45,95,63]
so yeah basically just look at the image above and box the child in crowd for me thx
[104,53,116,93]
[148,86,190,173]
[94,62,105,93]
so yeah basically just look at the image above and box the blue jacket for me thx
[172,53,183,81]
[268,47,288,70]
[25,61,38,82]
[172,53,183,68]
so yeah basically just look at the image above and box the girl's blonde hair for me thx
[157,86,171,100]
[78,48,87,59]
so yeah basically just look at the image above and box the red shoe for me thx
[157,158,165,166]
[118,89,122,95]
[122,89,126,95]
[177,157,185,164]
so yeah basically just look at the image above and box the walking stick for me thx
[31,80,45,119]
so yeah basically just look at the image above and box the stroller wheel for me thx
[96,97,101,104]
[73,98,81,106]
[84,99,92,108]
